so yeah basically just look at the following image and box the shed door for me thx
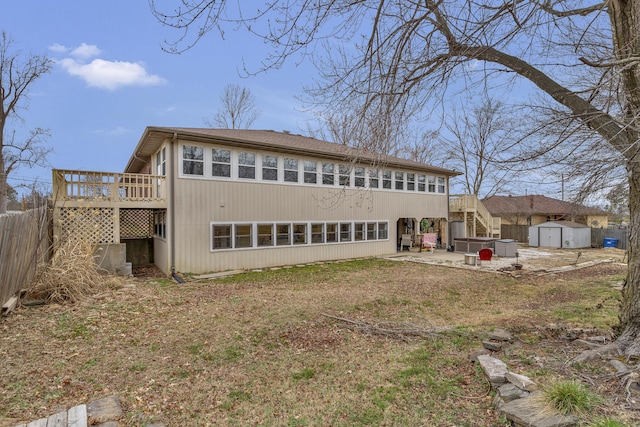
[539,227,562,248]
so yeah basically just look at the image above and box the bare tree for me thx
[0,32,52,214]
[152,1,640,356]
[436,96,516,197]
[206,84,260,129]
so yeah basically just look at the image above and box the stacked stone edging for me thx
[472,329,578,427]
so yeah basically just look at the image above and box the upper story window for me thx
[339,165,351,186]
[238,152,256,179]
[156,147,166,176]
[212,149,231,177]
[354,167,365,187]
[395,171,404,190]
[382,170,392,189]
[369,169,379,189]
[183,145,204,176]
[304,160,317,184]
[428,176,436,192]
[418,174,426,192]
[284,158,298,183]
[407,173,415,191]
[322,162,335,185]
[438,176,446,193]
[262,155,278,181]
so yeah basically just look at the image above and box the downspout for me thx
[170,132,185,283]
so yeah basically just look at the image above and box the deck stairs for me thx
[450,194,501,239]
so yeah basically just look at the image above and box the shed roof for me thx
[481,195,607,217]
[529,220,590,229]
[125,127,461,176]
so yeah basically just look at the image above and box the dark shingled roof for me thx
[125,127,460,176]
[481,194,608,216]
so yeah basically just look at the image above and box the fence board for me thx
[0,206,50,310]
[500,224,529,243]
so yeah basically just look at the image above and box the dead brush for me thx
[29,239,123,303]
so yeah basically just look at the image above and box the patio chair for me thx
[422,233,437,253]
[400,234,413,251]
[478,248,493,262]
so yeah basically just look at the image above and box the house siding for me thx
[170,177,448,273]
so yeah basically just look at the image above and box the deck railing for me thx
[53,169,166,203]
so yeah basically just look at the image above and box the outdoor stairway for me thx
[450,194,501,238]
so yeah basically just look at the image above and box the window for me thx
[257,224,274,247]
[276,224,291,245]
[212,149,231,177]
[284,158,298,183]
[293,223,307,244]
[407,173,415,191]
[438,176,446,193]
[156,148,166,176]
[382,170,392,189]
[354,167,365,187]
[304,160,317,184]
[153,210,166,239]
[322,162,335,185]
[262,155,278,181]
[428,176,436,192]
[339,165,351,186]
[395,171,404,190]
[183,145,204,176]
[367,222,377,240]
[326,223,338,243]
[418,174,426,192]
[235,224,253,248]
[340,223,351,242]
[212,220,387,251]
[378,222,388,239]
[311,223,324,243]
[212,224,232,250]
[369,169,379,189]
[238,152,256,179]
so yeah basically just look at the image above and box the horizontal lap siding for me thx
[172,178,448,273]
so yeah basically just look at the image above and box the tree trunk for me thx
[615,161,640,353]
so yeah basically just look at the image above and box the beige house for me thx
[53,127,459,275]
[481,195,609,228]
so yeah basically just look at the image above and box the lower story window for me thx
[154,210,167,239]
[235,224,252,248]
[212,224,232,249]
[276,224,291,245]
[340,223,351,242]
[293,223,307,244]
[367,222,377,240]
[326,223,338,243]
[258,223,274,247]
[311,223,324,243]
[211,220,389,250]
[379,222,388,239]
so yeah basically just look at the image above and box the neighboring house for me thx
[53,127,460,275]
[481,195,609,228]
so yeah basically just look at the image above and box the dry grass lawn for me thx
[0,251,634,426]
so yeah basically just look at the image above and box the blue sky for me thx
[3,1,316,192]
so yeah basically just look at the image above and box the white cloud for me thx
[48,43,68,53]
[70,43,101,60]
[59,57,167,91]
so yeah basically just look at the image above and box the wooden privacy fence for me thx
[501,223,630,250]
[0,206,50,311]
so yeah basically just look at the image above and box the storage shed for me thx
[528,221,591,249]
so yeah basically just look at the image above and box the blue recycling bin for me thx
[603,238,618,248]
